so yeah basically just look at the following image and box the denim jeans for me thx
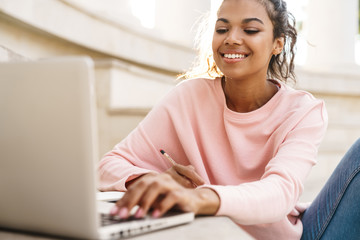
[301,138,360,240]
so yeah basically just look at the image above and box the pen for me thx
[159,149,200,188]
[160,149,176,165]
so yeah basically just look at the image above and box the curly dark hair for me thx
[260,0,298,82]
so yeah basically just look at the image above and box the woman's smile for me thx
[221,51,249,63]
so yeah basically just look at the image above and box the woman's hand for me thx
[166,163,205,188]
[111,172,219,219]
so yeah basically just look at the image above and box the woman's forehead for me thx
[217,0,271,24]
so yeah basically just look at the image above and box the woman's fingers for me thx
[114,180,147,218]
[114,173,157,218]
[173,164,205,187]
[152,189,194,217]
[152,190,181,217]
[137,174,173,217]
[112,173,187,218]
[166,167,194,188]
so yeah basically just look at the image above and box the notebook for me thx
[0,57,194,239]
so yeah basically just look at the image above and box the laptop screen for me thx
[0,57,100,239]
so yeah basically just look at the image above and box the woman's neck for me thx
[221,76,279,113]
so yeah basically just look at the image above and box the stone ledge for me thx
[295,66,360,96]
[0,45,29,62]
[0,0,195,73]
[94,59,176,114]
[94,59,176,84]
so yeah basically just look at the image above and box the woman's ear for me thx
[273,36,285,55]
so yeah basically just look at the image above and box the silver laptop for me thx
[0,57,194,239]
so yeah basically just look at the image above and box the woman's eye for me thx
[244,29,259,34]
[216,29,228,34]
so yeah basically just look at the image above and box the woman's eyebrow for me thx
[216,18,229,23]
[242,17,264,25]
[216,17,264,25]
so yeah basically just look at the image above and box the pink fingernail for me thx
[135,207,144,219]
[110,205,119,215]
[118,207,129,219]
[152,209,161,218]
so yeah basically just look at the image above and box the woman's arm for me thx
[97,83,205,191]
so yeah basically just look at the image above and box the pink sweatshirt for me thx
[98,77,328,239]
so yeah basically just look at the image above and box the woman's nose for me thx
[224,30,243,45]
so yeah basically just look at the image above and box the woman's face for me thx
[212,0,283,81]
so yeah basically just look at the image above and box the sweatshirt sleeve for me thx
[201,100,328,225]
[97,125,160,191]
[97,87,180,192]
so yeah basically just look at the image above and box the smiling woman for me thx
[98,0,328,239]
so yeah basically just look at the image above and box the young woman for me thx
[98,0,360,239]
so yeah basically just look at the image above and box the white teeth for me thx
[224,53,246,59]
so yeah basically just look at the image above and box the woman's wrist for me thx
[125,172,158,189]
[195,188,220,215]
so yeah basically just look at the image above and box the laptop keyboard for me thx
[99,210,194,239]
[100,211,184,227]
[101,213,138,226]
